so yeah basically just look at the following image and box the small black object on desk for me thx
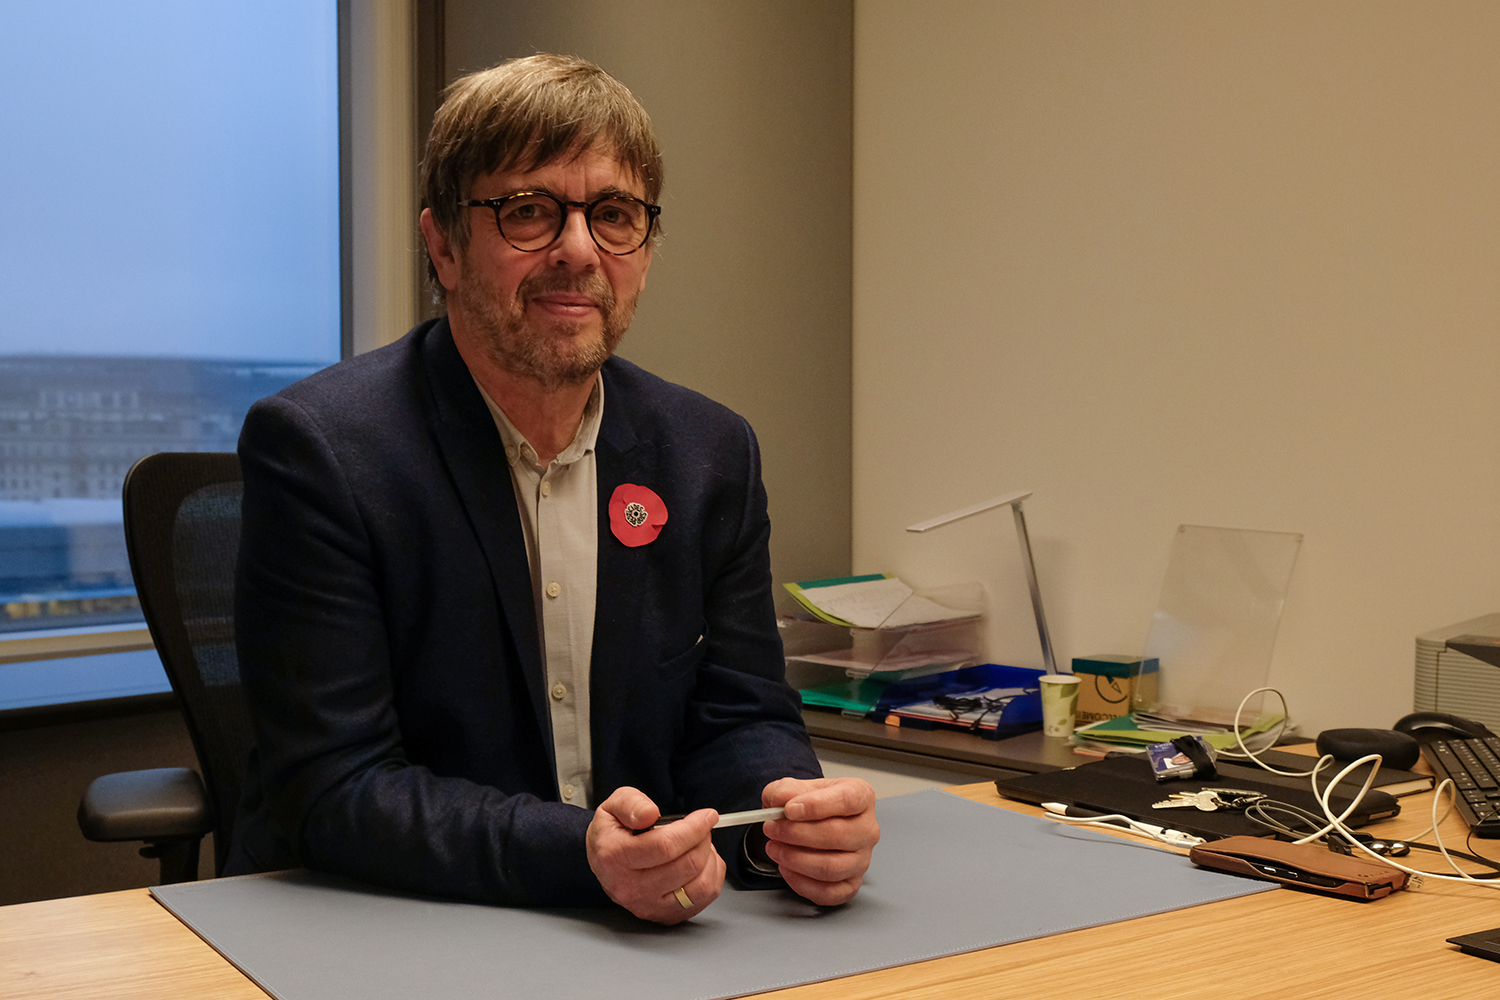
[1449,927,1500,963]
[1315,728,1420,770]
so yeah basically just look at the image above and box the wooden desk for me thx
[4,781,1499,999]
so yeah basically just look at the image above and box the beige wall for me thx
[442,0,855,590]
[853,1,1500,732]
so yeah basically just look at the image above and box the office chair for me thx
[77,452,253,884]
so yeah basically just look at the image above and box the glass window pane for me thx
[0,4,341,658]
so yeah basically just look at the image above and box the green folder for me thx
[1077,713,1285,751]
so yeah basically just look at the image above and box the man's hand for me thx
[759,776,879,906]
[586,786,725,924]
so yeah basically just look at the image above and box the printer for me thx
[1415,613,1500,731]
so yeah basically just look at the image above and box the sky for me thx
[0,0,341,363]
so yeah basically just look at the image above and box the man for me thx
[226,54,878,925]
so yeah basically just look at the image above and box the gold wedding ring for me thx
[674,886,693,909]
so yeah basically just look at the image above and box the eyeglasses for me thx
[462,191,661,255]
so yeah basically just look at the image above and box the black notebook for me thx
[994,755,1400,841]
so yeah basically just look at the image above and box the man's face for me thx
[431,148,653,392]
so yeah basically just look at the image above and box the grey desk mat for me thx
[152,789,1273,1000]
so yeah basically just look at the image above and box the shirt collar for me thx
[476,375,605,471]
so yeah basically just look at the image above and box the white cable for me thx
[1040,807,1204,849]
[1220,685,1455,840]
[1289,753,1381,846]
[1220,687,1326,776]
[1079,682,1495,885]
[1424,781,1473,879]
[1202,685,1492,888]
[1308,752,1499,888]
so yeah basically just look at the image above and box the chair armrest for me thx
[77,767,213,842]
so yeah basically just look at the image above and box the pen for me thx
[1042,800,1165,832]
[1041,801,1111,819]
[635,806,786,834]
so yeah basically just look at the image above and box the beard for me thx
[455,266,638,392]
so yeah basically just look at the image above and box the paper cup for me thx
[1038,674,1081,737]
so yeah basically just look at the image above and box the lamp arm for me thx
[905,490,1032,533]
[1009,502,1057,674]
[906,490,1057,674]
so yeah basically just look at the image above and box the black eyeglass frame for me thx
[461,191,662,256]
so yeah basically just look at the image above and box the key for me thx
[1151,792,1212,810]
[1151,790,1218,811]
[1210,789,1268,810]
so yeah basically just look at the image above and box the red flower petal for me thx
[609,483,668,547]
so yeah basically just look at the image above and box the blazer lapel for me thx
[591,366,653,773]
[418,323,550,738]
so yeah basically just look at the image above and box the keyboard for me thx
[1419,737,1500,837]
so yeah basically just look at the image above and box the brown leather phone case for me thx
[1189,836,1409,901]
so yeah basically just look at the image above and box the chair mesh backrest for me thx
[123,452,252,876]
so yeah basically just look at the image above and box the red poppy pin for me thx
[608,483,668,547]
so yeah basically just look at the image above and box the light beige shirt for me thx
[476,377,603,809]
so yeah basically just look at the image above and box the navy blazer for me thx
[226,318,819,905]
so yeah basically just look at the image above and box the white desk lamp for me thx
[905,489,1058,674]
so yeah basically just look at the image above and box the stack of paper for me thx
[784,574,977,629]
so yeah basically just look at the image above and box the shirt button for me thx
[551,682,567,701]
[563,783,576,801]
[505,446,518,462]
[546,581,562,598]
[540,481,551,497]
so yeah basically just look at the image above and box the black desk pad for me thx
[993,755,1399,840]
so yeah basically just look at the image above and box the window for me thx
[0,1,343,708]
